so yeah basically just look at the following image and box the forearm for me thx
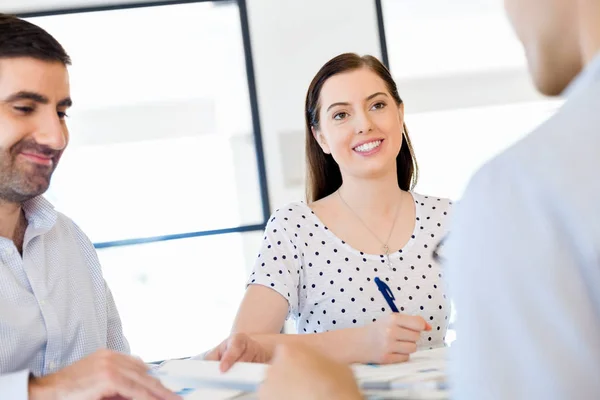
[251,328,367,364]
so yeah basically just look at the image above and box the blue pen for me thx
[374,277,399,313]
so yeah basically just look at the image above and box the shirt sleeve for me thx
[71,218,131,355]
[247,215,302,319]
[106,281,131,354]
[446,164,600,399]
[0,370,29,400]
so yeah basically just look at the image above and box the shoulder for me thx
[411,191,453,221]
[268,201,312,220]
[265,202,314,231]
[53,212,102,267]
[55,212,94,245]
[411,192,452,207]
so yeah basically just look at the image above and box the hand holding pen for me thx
[356,277,431,364]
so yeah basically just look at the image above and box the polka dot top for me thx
[248,192,452,349]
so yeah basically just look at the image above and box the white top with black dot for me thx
[248,192,452,349]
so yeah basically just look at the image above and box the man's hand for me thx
[258,344,362,400]
[204,333,272,372]
[28,349,181,400]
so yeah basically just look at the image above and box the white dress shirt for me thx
[447,51,600,399]
[0,196,129,399]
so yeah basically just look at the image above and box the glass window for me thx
[99,230,263,361]
[382,0,525,79]
[28,1,264,243]
[26,1,266,361]
[408,100,562,199]
[382,0,562,198]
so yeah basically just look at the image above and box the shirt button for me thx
[40,300,46,306]
[49,361,56,369]
[4,248,14,256]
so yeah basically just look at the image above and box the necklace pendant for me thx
[383,245,393,269]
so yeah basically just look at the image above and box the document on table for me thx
[154,359,266,398]
[153,347,448,399]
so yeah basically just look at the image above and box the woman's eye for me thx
[372,102,386,110]
[333,112,348,120]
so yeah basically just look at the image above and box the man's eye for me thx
[14,106,34,114]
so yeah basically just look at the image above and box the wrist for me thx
[28,374,55,400]
[320,327,369,364]
[249,334,277,361]
[345,326,371,364]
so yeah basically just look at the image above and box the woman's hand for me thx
[204,333,272,372]
[359,313,431,364]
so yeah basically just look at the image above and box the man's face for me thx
[504,0,581,96]
[0,57,71,204]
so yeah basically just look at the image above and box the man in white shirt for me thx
[446,0,600,397]
[0,13,181,400]
[257,0,600,398]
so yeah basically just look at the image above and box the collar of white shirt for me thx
[22,196,58,239]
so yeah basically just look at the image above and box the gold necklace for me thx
[337,189,402,269]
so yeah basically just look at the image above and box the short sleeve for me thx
[247,214,301,319]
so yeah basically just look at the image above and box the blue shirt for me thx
[447,52,600,399]
[0,196,129,399]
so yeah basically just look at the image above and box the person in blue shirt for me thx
[257,0,600,398]
[0,14,264,400]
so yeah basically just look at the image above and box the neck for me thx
[578,0,600,64]
[0,199,25,244]
[338,168,405,214]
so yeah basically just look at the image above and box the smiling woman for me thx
[206,53,453,368]
[305,54,417,202]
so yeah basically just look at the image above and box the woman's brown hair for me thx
[305,53,418,202]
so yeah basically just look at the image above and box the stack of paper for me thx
[154,360,266,398]
[153,348,448,399]
[352,347,448,399]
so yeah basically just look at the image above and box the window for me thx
[99,231,263,361]
[26,0,268,360]
[380,0,562,199]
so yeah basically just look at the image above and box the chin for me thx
[528,47,582,96]
[18,179,51,200]
[532,71,571,96]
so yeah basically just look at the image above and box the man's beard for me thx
[0,140,61,204]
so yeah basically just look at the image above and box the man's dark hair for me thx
[0,13,71,65]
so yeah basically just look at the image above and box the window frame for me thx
[18,0,271,249]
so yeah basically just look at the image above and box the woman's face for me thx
[314,67,404,181]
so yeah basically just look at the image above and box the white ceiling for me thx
[1,0,171,14]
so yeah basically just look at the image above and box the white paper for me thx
[155,359,267,396]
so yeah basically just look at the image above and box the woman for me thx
[210,53,452,366]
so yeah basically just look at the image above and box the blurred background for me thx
[3,0,561,361]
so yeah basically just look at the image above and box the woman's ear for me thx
[398,102,405,122]
[312,126,331,154]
